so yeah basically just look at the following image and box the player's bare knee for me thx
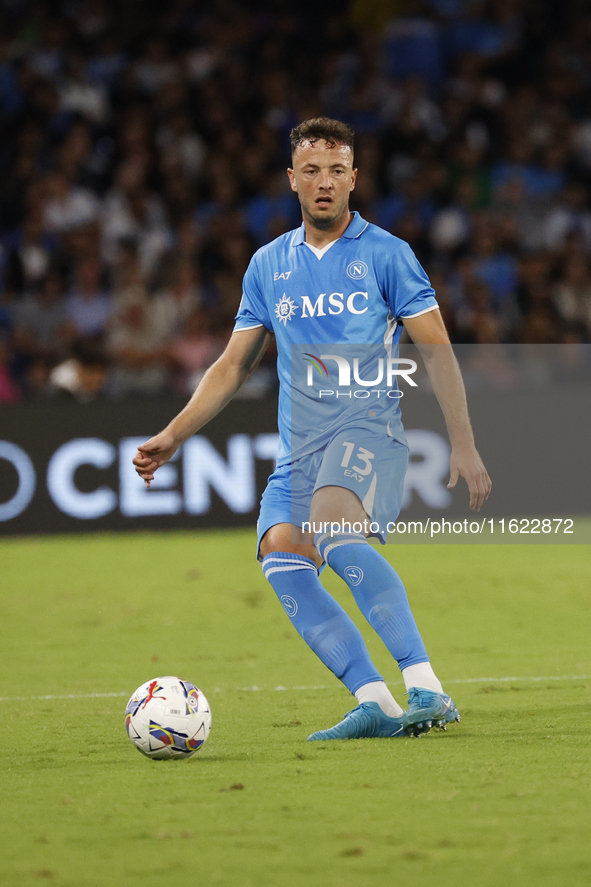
[259,524,321,566]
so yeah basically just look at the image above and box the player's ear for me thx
[350,168,358,192]
[287,167,298,192]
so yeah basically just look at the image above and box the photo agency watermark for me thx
[303,352,418,399]
[302,517,576,538]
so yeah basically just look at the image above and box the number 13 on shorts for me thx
[341,442,375,479]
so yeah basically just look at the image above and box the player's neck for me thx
[303,210,353,249]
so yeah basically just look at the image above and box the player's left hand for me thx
[447,445,491,511]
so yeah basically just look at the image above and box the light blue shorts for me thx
[257,424,409,558]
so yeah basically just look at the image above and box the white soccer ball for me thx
[125,676,211,759]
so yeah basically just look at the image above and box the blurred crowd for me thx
[1,0,591,403]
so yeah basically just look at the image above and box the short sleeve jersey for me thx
[234,212,438,467]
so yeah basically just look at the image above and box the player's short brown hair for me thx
[290,117,355,157]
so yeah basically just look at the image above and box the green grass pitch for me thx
[1,529,590,887]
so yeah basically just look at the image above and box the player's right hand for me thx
[132,431,180,488]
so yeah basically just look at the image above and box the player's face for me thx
[288,140,357,231]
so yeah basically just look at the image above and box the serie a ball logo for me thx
[125,676,211,759]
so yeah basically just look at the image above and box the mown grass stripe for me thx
[1,673,589,702]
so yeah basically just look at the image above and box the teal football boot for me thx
[307,701,407,741]
[403,688,460,736]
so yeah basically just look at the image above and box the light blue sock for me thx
[262,552,383,694]
[315,532,429,671]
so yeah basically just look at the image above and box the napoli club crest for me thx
[346,261,368,280]
[344,566,364,586]
[280,595,299,616]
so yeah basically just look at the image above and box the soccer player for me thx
[133,118,491,740]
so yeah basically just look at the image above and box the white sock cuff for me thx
[261,553,318,580]
[402,663,444,694]
[355,680,404,719]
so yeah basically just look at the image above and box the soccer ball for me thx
[125,676,211,759]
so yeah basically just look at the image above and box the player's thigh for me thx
[310,485,367,525]
[313,425,409,537]
[257,462,320,563]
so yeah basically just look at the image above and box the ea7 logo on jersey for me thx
[346,261,368,280]
[274,271,292,280]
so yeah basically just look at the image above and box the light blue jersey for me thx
[234,212,437,468]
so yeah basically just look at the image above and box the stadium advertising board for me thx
[1,373,589,539]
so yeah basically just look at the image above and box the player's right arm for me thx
[133,325,272,486]
[403,308,491,511]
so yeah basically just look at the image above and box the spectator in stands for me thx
[58,48,109,125]
[42,170,100,236]
[107,293,169,398]
[544,183,591,254]
[468,222,520,338]
[553,256,591,338]
[49,336,110,402]
[168,307,224,396]
[152,257,201,343]
[3,210,55,294]
[11,268,69,365]
[0,340,21,403]
[64,256,111,337]
[101,159,173,276]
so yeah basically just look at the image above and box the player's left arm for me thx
[402,308,492,512]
